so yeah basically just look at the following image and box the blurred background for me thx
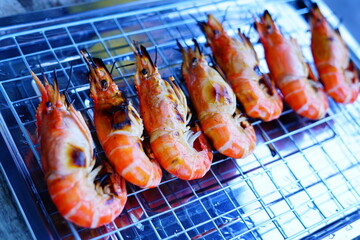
[323,0,360,43]
[0,0,359,41]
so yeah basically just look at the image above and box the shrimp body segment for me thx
[132,44,213,180]
[82,52,162,188]
[310,4,359,103]
[32,71,127,228]
[255,10,328,120]
[200,14,283,121]
[178,40,256,159]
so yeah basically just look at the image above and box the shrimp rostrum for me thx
[255,10,328,120]
[81,51,162,188]
[32,71,127,228]
[132,44,213,180]
[310,3,359,103]
[178,39,256,159]
[200,14,283,122]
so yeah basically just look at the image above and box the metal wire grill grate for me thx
[1,0,360,239]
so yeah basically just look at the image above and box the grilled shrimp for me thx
[132,44,213,180]
[255,10,328,120]
[32,71,127,228]
[200,14,283,121]
[178,40,256,159]
[309,4,359,103]
[81,52,162,188]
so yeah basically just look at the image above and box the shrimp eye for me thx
[213,30,219,36]
[317,18,321,23]
[46,101,52,108]
[101,80,107,89]
[141,68,148,75]
[191,57,198,68]
[266,25,271,30]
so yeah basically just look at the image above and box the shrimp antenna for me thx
[247,23,254,36]
[133,40,141,55]
[69,97,76,106]
[176,26,190,48]
[83,49,96,68]
[260,130,277,157]
[63,63,74,105]
[209,54,227,82]
[120,62,136,68]
[110,61,116,75]
[175,39,183,53]
[37,61,49,84]
[65,63,73,92]
[140,45,155,67]
[52,69,60,103]
[221,6,230,24]
[154,46,158,66]
[192,38,202,54]
[189,13,201,23]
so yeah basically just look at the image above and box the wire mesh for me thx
[0,0,360,239]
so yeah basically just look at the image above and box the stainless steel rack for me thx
[0,0,360,239]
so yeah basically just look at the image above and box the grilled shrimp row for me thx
[32,4,358,229]
[202,6,358,121]
[255,5,359,118]
[33,43,256,228]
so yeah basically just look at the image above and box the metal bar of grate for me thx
[1,0,360,239]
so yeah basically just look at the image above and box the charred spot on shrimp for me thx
[211,83,232,103]
[112,110,131,130]
[174,104,185,123]
[259,76,274,96]
[171,157,181,165]
[106,104,132,130]
[95,172,112,187]
[68,145,86,167]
